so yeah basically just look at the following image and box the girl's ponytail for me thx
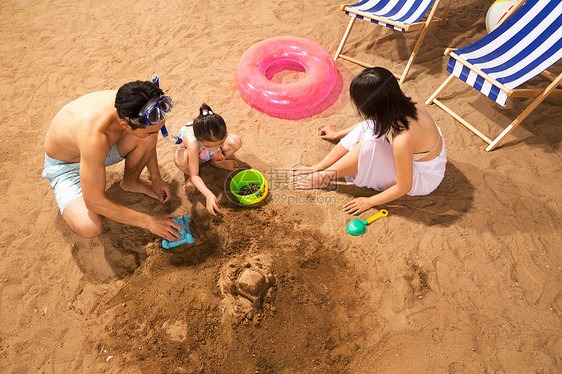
[199,103,214,117]
[193,103,227,142]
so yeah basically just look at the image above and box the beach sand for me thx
[1,0,561,372]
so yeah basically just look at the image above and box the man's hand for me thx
[146,215,184,241]
[152,178,172,203]
[205,193,223,216]
[319,126,339,140]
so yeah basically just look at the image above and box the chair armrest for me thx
[444,48,457,56]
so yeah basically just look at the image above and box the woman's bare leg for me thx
[290,143,361,189]
[290,143,350,176]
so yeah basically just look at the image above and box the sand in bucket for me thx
[229,169,268,205]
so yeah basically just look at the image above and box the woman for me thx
[290,67,446,215]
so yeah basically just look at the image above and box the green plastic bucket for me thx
[229,169,268,205]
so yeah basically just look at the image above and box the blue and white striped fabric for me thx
[345,0,436,32]
[447,0,562,106]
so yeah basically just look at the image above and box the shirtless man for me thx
[42,80,183,241]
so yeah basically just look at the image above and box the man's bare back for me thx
[44,90,122,163]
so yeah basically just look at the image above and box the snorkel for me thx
[151,75,182,144]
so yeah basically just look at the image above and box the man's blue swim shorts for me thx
[42,144,124,214]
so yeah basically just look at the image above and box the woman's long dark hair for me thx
[350,67,418,137]
[192,104,227,142]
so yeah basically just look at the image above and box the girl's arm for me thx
[184,139,212,197]
[184,140,222,215]
[343,136,414,214]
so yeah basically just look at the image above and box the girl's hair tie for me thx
[201,109,213,116]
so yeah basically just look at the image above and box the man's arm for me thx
[79,136,182,240]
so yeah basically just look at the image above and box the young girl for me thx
[290,67,446,215]
[174,104,242,216]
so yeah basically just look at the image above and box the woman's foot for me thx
[289,164,317,176]
[290,171,333,190]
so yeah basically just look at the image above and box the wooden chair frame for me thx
[426,0,562,151]
[334,0,451,85]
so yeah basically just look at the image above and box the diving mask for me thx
[129,95,173,126]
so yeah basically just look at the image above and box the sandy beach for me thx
[0,0,561,372]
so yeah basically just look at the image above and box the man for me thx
[42,80,182,240]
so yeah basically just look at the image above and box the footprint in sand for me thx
[510,263,544,305]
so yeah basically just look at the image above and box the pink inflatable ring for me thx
[236,36,337,116]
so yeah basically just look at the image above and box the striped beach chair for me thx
[426,0,562,151]
[333,0,451,84]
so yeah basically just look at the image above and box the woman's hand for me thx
[319,126,340,140]
[343,197,374,215]
[205,193,223,216]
